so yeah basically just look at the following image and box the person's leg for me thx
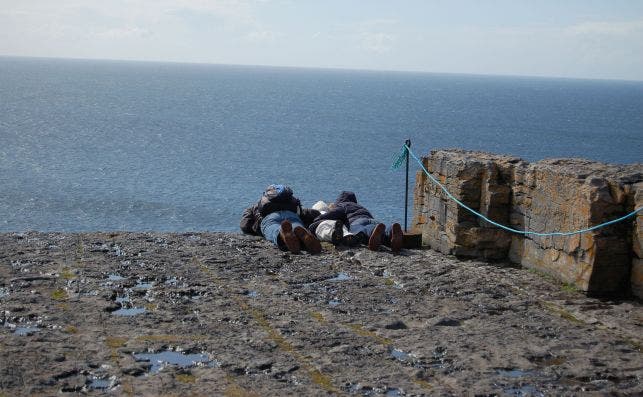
[278,211,321,254]
[367,223,385,251]
[331,220,344,245]
[349,217,369,235]
[315,220,346,245]
[389,223,403,253]
[315,220,337,242]
[350,218,384,249]
[261,211,304,252]
[293,226,322,254]
[339,224,357,246]
[279,219,301,253]
[260,211,287,246]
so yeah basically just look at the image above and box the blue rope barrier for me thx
[394,144,642,237]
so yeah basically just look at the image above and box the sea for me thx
[0,56,641,232]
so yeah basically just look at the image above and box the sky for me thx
[1,0,643,81]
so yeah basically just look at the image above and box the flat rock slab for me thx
[0,232,641,396]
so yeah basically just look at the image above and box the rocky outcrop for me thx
[633,184,643,298]
[412,149,642,298]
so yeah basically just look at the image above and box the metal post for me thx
[404,139,411,232]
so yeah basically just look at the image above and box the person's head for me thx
[312,200,329,213]
[335,191,357,204]
[263,184,293,202]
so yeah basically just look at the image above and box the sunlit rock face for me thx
[412,149,642,297]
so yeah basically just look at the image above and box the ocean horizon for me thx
[6,55,643,84]
[1,56,641,232]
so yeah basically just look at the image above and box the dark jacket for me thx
[240,185,319,236]
[308,191,373,232]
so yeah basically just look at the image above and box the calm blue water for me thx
[1,57,641,232]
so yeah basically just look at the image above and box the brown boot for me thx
[294,226,322,254]
[368,223,385,251]
[331,221,344,245]
[390,223,403,253]
[279,220,300,254]
[342,233,359,247]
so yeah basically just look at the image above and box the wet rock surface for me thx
[1,231,641,396]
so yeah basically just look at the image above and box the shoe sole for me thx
[368,223,385,251]
[294,226,322,254]
[331,221,343,245]
[390,223,403,253]
[343,234,359,247]
[279,220,300,254]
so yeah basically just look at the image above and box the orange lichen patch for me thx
[105,336,128,348]
[175,374,197,383]
[412,378,433,390]
[51,288,68,300]
[60,267,75,280]
[310,311,326,323]
[121,381,134,397]
[540,302,584,324]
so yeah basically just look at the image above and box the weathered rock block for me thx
[632,183,643,298]
[411,150,521,260]
[412,149,642,297]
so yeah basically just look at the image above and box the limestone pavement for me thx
[0,232,641,395]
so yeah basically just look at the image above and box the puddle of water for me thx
[113,245,125,256]
[391,348,410,362]
[108,274,126,281]
[165,277,178,286]
[328,298,341,307]
[504,385,544,396]
[133,350,212,373]
[386,388,402,396]
[88,378,112,390]
[347,383,374,396]
[14,326,39,336]
[115,295,130,304]
[430,347,448,368]
[134,281,153,290]
[328,272,352,282]
[0,287,8,298]
[496,368,534,378]
[112,307,146,316]
[245,290,259,298]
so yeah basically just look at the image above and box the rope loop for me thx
[394,144,642,237]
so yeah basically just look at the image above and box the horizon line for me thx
[1,53,642,84]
